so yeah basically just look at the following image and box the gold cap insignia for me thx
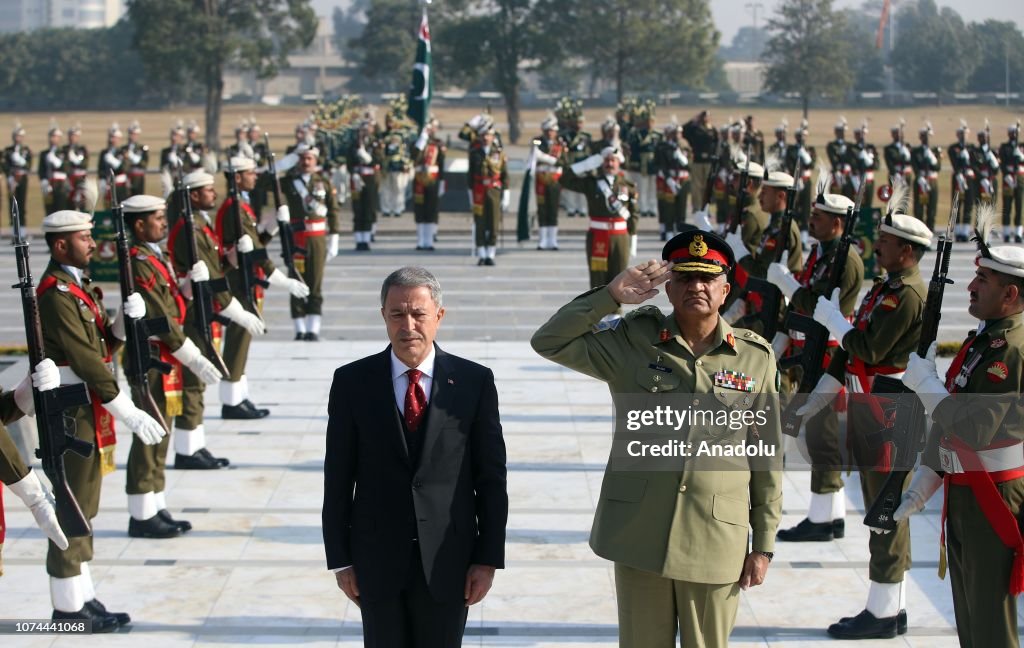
[689,235,708,258]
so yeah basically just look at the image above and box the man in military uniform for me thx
[768,174,865,542]
[654,122,690,241]
[121,194,224,538]
[852,122,878,211]
[591,117,621,157]
[3,124,31,225]
[63,126,89,211]
[217,157,309,412]
[168,171,265,466]
[911,123,942,230]
[949,122,977,240]
[826,118,855,200]
[38,210,165,628]
[412,117,446,251]
[625,105,661,219]
[533,116,566,250]
[743,114,765,164]
[801,190,931,639]
[98,123,128,207]
[468,124,509,266]
[974,129,1001,227]
[785,121,816,241]
[714,160,765,319]
[281,146,340,339]
[123,121,148,197]
[347,121,380,252]
[999,123,1023,244]
[226,121,252,160]
[531,230,783,648]
[39,125,69,215]
[559,146,637,288]
[894,230,1024,648]
[183,121,206,172]
[682,111,719,216]
[160,122,186,175]
[768,119,788,163]
[247,121,270,216]
[561,112,591,219]
[883,124,912,182]
[378,113,412,219]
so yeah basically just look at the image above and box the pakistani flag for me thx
[407,10,432,130]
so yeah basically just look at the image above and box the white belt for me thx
[305,220,327,232]
[589,218,628,231]
[864,171,874,182]
[417,165,439,174]
[676,170,690,181]
[51,171,68,181]
[926,171,938,180]
[355,165,376,175]
[536,164,561,173]
[114,173,128,185]
[939,442,1024,474]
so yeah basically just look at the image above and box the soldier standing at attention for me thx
[378,113,412,219]
[949,121,976,241]
[531,230,782,648]
[911,123,942,231]
[39,125,69,215]
[974,128,1001,233]
[561,106,591,219]
[98,123,129,207]
[786,121,816,244]
[654,121,690,241]
[852,121,878,212]
[999,123,1023,243]
[347,120,380,252]
[3,124,31,225]
[124,121,149,197]
[826,117,855,200]
[468,123,509,266]
[412,117,446,251]
[63,125,89,211]
[183,121,206,172]
[625,102,661,220]
[743,114,765,164]
[532,115,566,251]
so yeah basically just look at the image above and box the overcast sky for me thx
[310,0,1023,43]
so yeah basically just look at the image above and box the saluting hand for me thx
[607,259,671,305]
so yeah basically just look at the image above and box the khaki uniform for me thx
[281,171,340,318]
[558,166,637,289]
[784,142,816,231]
[37,261,120,578]
[1,396,31,576]
[921,314,1024,648]
[682,120,719,213]
[531,287,782,648]
[733,211,803,336]
[468,143,508,248]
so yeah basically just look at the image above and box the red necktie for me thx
[404,369,427,433]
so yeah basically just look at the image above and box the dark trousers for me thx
[360,542,469,648]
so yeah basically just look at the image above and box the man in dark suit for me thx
[323,266,508,647]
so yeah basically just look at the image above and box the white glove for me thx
[189,260,210,283]
[46,149,62,169]
[6,470,69,550]
[356,147,372,164]
[40,179,51,195]
[901,341,949,416]
[666,177,680,195]
[352,173,365,193]
[103,150,122,170]
[276,205,290,223]
[237,234,254,254]
[771,332,790,357]
[722,298,746,324]
[268,268,310,299]
[167,152,181,168]
[570,154,603,175]
[695,209,714,232]
[630,235,638,258]
[534,149,558,165]
[813,287,853,345]
[794,373,844,420]
[328,233,340,259]
[10,151,25,166]
[725,230,749,261]
[415,129,429,151]
[893,466,943,523]
[501,190,511,212]
[171,338,222,384]
[799,147,812,166]
[767,254,801,300]
[258,207,279,236]
[439,180,446,197]
[467,115,485,130]
[128,150,142,165]
[103,391,165,445]
[220,298,266,337]
[124,292,145,319]
[314,203,328,218]
[13,358,59,415]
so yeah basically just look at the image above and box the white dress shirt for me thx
[391,347,435,414]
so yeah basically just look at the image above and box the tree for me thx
[719,26,769,62]
[890,0,978,97]
[127,0,317,151]
[837,6,885,93]
[346,0,419,91]
[968,20,1024,95]
[761,0,854,117]
[332,0,369,59]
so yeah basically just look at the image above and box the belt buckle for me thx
[939,446,964,474]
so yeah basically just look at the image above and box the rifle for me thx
[175,167,231,378]
[11,200,93,537]
[223,162,269,315]
[746,178,800,339]
[110,170,172,431]
[779,179,866,437]
[864,195,959,531]
[726,144,753,234]
[264,133,306,291]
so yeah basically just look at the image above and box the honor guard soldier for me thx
[768,168,865,541]
[183,121,206,172]
[974,127,1001,228]
[378,113,412,219]
[532,115,566,250]
[63,125,89,211]
[217,156,308,416]
[160,122,187,176]
[715,122,745,225]
[247,121,270,215]
[124,121,148,197]
[714,160,765,320]
[98,123,129,207]
[38,209,166,629]
[743,114,765,164]
[531,230,783,648]
[412,117,446,251]
[654,121,690,241]
[560,145,637,287]
[3,123,31,225]
[768,118,788,163]
[1000,123,1023,243]
[682,110,720,215]
[852,121,879,211]
[949,121,976,240]
[560,106,591,219]
[121,194,223,538]
[786,120,816,241]
[347,120,380,252]
[624,101,661,219]
[800,182,930,639]
[894,213,1024,647]
[884,122,913,184]
[826,117,856,199]
[281,146,340,339]
[468,122,509,266]
[225,121,253,160]
[911,123,942,230]
[168,170,265,465]
[39,124,69,215]
[591,117,621,157]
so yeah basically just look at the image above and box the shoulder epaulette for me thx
[735,328,771,353]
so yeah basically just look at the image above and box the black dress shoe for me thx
[85,599,131,627]
[174,450,223,470]
[198,447,230,467]
[129,514,182,539]
[424,246,435,251]
[241,399,270,417]
[294,332,305,341]
[53,605,120,633]
[484,258,495,266]
[158,509,192,532]
[777,517,843,542]
[827,609,899,639]
[222,400,269,420]
[477,258,486,266]
[304,332,319,342]
[355,242,371,251]
[837,608,906,635]
[833,518,845,538]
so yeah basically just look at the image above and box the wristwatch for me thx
[754,550,774,562]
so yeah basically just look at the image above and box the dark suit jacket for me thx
[322,344,508,602]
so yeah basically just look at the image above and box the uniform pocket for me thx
[635,367,681,394]
[711,494,749,527]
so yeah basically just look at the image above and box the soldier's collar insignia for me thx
[991,338,1007,349]
[725,332,736,349]
[987,361,1009,383]
[659,328,671,342]
[714,369,755,392]
[689,235,709,258]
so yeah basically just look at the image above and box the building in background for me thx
[0,0,124,33]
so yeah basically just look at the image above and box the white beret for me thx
[737,161,764,179]
[600,146,625,163]
[979,246,1024,278]
[814,192,855,216]
[541,117,559,131]
[182,170,214,189]
[229,156,256,172]
[295,143,320,157]
[42,210,92,233]
[121,194,166,214]
[879,213,932,247]
[763,171,795,189]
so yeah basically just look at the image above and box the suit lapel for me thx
[416,345,454,474]
[376,347,411,463]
